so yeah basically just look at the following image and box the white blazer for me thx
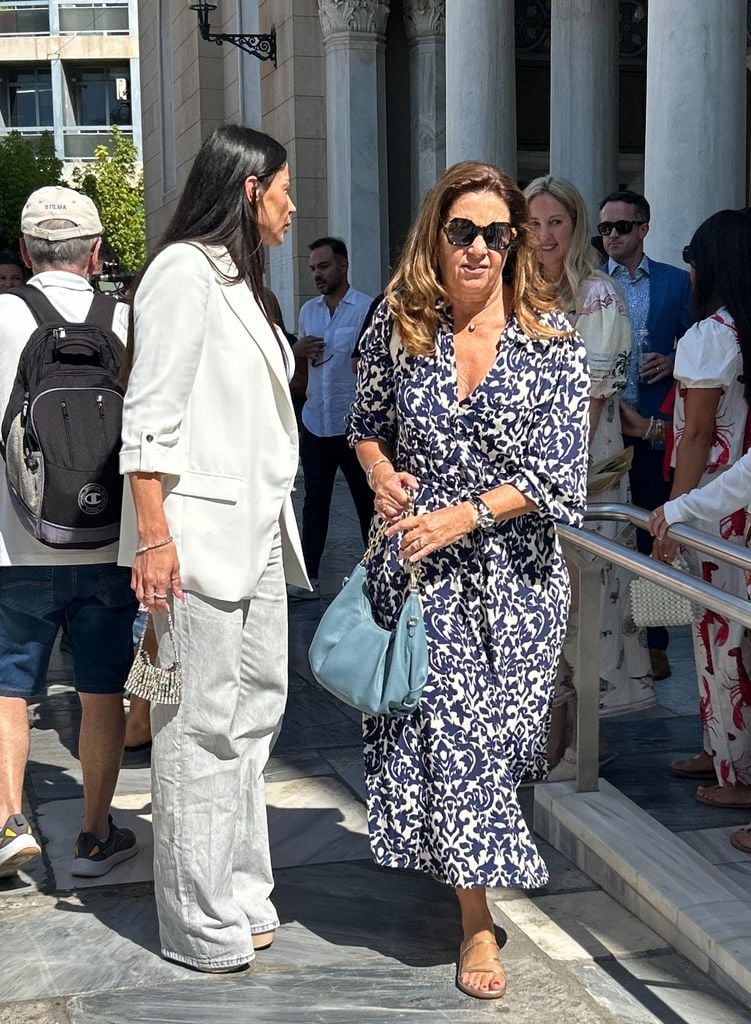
[119,242,308,602]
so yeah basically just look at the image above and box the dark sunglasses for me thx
[597,220,646,236]
[682,246,695,266]
[443,218,516,252]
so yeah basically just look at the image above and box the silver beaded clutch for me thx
[125,609,182,705]
[630,555,700,628]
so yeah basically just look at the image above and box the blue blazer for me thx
[608,257,694,419]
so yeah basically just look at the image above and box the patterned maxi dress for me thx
[672,309,751,785]
[347,303,589,889]
[556,275,656,716]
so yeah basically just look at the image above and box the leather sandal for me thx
[729,827,751,854]
[695,784,751,809]
[669,753,716,779]
[252,930,275,951]
[456,937,506,1000]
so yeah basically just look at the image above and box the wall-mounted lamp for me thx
[189,2,276,67]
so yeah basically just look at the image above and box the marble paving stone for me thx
[676,899,751,952]
[0,893,191,1001]
[320,744,367,802]
[35,792,154,892]
[265,775,370,869]
[723,860,751,892]
[273,716,362,753]
[272,860,462,967]
[69,957,619,1024]
[529,836,599,896]
[0,998,71,1024]
[680,827,751,866]
[600,713,703,755]
[571,952,751,1024]
[495,890,669,962]
[264,747,335,782]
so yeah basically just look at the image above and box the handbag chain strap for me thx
[362,494,422,591]
[137,606,181,667]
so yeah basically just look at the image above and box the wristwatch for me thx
[468,496,496,532]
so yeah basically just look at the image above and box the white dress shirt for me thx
[297,286,373,437]
[0,271,128,566]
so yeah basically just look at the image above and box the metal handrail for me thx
[556,502,751,794]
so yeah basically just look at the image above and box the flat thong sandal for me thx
[456,938,506,1001]
[695,785,751,809]
[729,827,751,854]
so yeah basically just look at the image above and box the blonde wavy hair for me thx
[523,175,604,314]
[385,161,563,357]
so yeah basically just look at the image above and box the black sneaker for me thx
[0,813,41,878]
[72,815,138,877]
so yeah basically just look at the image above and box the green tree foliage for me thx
[0,132,63,248]
[73,127,145,272]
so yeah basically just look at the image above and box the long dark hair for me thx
[688,208,751,405]
[123,125,287,379]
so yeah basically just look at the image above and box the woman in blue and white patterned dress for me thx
[347,162,589,1001]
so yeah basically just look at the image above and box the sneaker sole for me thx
[71,844,138,878]
[0,838,41,878]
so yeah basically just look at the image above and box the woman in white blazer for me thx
[119,126,308,973]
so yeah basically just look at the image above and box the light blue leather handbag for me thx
[308,513,428,717]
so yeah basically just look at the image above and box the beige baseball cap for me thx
[21,186,103,241]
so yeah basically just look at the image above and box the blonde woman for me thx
[348,162,589,1000]
[525,176,655,776]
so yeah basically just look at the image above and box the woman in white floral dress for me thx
[526,177,655,777]
[652,209,751,808]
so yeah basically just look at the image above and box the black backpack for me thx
[0,285,125,549]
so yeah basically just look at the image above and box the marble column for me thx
[445,0,516,175]
[644,0,747,266]
[403,0,445,214]
[549,0,618,226]
[318,0,390,298]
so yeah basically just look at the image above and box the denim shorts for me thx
[0,563,138,698]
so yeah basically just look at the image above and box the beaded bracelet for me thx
[135,535,174,556]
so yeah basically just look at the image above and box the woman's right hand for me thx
[373,467,420,524]
[131,542,184,614]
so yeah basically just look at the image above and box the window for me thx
[58,3,129,35]
[2,68,53,127]
[0,4,50,36]
[69,66,131,126]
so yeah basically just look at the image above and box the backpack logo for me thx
[78,483,108,515]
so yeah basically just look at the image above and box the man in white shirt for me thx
[0,187,138,880]
[289,238,374,599]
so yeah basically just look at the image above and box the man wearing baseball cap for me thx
[0,186,138,881]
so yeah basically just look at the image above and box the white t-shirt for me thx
[0,271,129,565]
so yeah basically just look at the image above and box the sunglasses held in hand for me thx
[443,218,517,252]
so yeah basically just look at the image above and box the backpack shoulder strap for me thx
[7,285,62,327]
[84,291,118,331]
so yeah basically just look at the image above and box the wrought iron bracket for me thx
[189,3,277,66]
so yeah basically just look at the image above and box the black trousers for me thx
[625,435,673,653]
[300,428,374,579]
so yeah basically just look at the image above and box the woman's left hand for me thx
[652,533,678,565]
[649,506,669,540]
[386,502,476,562]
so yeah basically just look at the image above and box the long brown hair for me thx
[385,161,563,356]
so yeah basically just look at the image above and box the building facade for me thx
[0,0,141,169]
[139,0,749,329]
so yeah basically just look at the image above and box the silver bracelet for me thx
[366,457,392,490]
[135,535,173,556]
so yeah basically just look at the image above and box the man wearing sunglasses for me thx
[599,190,694,680]
[288,237,374,600]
